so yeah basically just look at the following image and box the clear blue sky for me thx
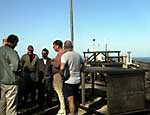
[0,0,150,58]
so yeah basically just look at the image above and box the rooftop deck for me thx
[16,55,150,115]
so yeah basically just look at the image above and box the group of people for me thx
[0,34,83,115]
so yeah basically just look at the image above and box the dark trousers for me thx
[18,72,37,105]
[38,76,53,108]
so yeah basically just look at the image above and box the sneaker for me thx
[57,109,66,115]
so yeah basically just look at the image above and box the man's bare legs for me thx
[67,96,75,115]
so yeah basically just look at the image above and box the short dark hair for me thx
[64,40,73,49]
[42,48,49,54]
[27,45,34,51]
[7,34,19,43]
[53,40,63,48]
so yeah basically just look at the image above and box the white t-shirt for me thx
[61,51,83,84]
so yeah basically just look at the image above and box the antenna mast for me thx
[70,0,74,47]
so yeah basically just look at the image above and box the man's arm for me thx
[60,62,65,76]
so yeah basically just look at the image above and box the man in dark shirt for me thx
[37,48,53,109]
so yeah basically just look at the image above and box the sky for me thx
[0,0,150,58]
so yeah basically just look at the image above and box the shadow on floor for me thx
[17,88,107,115]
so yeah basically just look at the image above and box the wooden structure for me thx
[134,61,150,101]
[89,61,123,67]
[83,51,122,63]
[81,66,146,114]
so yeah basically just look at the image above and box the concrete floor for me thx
[17,82,150,115]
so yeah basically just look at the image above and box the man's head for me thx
[42,48,49,59]
[7,34,19,49]
[53,40,63,52]
[27,45,34,55]
[2,36,7,46]
[64,40,73,50]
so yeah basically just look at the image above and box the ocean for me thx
[133,57,150,62]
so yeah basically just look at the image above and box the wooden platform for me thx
[81,66,146,115]
[16,81,150,115]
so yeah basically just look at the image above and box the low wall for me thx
[134,61,150,100]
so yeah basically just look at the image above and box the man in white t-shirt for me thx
[60,40,83,115]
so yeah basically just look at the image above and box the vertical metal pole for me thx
[70,0,74,47]
[91,72,95,101]
[92,38,96,51]
[105,43,107,52]
[81,72,85,105]
[104,39,108,62]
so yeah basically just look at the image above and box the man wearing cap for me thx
[60,40,83,115]
[20,45,39,104]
